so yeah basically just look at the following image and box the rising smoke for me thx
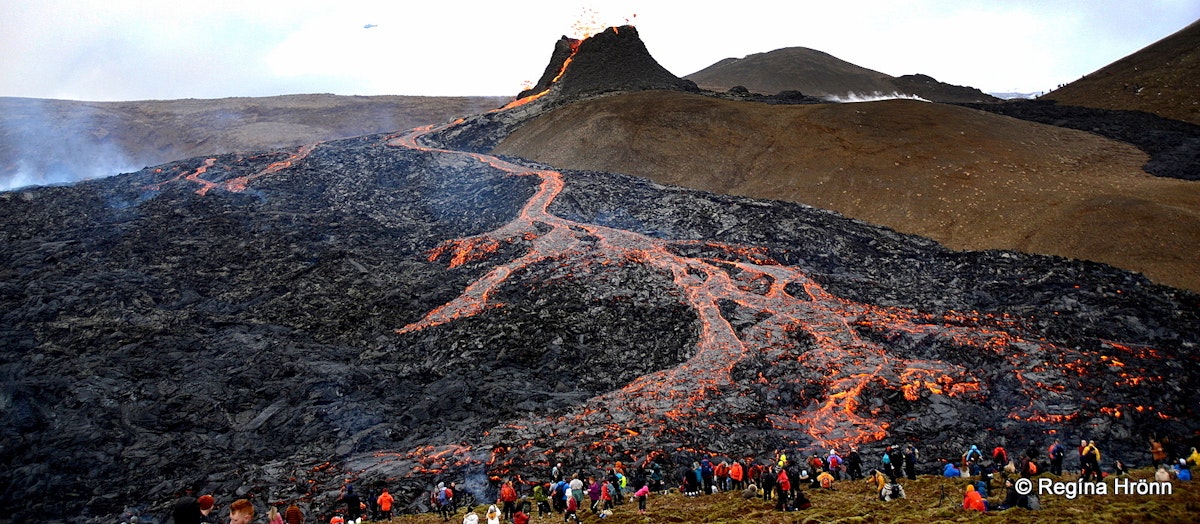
[0,98,140,191]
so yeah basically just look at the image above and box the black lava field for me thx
[1,26,1197,523]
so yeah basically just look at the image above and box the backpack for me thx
[1026,461,1038,475]
[890,483,902,500]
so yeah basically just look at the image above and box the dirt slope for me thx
[494,91,1200,291]
[1043,18,1200,125]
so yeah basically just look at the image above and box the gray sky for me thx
[2,0,1198,101]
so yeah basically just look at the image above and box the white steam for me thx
[1,98,140,192]
[823,92,929,103]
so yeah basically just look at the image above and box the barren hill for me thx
[494,91,1200,291]
[685,47,998,103]
[1042,18,1200,125]
[0,94,508,189]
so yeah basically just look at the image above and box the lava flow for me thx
[386,119,1173,476]
[146,143,317,195]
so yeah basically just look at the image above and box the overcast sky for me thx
[2,0,1198,101]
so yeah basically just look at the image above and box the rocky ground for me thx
[1,24,1197,524]
[2,102,1198,523]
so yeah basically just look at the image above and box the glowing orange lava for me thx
[147,143,317,195]
[385,118,1167,476]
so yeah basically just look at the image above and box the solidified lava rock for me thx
[2,27,1199,524]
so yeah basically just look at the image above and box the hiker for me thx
[963,484,987,512]
[485,504,501,524]
[817,470,835,490]
[715,460,730,491]
[760,464,775,501]
[1175,460,1193,481]
[1048,438,1065,476]
[586,476,601,512]
[943,461,961,478]
[996,479,1023,510]
[533,481,551,518]
[377,488,394,520]
[774,467,791,511]
[992,445,1008,467]
[563,491,579,523]
[601,478,616,511]
[827,450,843,480]
[649,462,665,492]
[903,445,918,480]
[1150,438,1167,465]
[634,483,650,514]
[267,506,283,524]
[499,479,518,522]
[880,479,905,501]
[846,447,863,480]
[730,459,745,491]
[700,458,715,494]
[513,508,530,524]
[1081,440,1102,481]
[1155,465,1171,481]
[808,454,825,488]
[435,482,454,521]
[338,485,363,524]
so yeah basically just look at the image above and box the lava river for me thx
[374,120,1163,477]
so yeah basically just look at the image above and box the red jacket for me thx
[777,470,791,492]
[500,484,518,502]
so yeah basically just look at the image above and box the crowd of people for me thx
[167,436,1198,523]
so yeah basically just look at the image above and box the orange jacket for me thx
[963,487,986,512]
[730,462,744,481]
[377,491,394,512]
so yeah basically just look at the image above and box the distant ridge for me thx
[1043,18,1200,125]
[685,47,998,103]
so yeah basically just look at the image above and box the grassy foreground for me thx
[371,468,1197,524]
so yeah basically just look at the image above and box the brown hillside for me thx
[494,91,1200,291]
[1043,18,1200,125]
[685,47,998,103]
[686,47,897,96]
[0,94,508,187]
